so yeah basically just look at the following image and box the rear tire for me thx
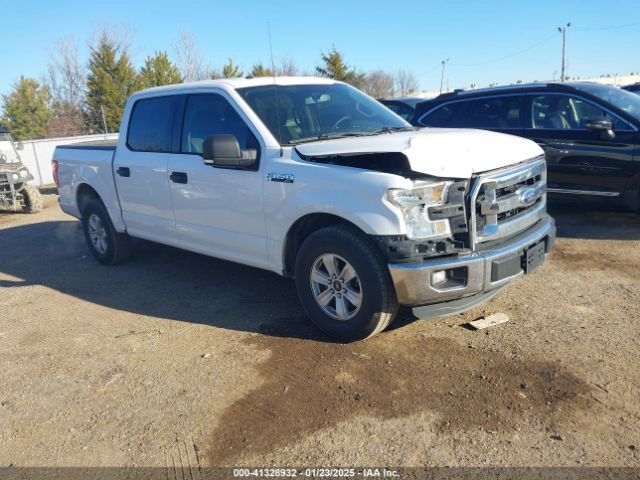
[294,225,399,342]
[21,184,43,213]
[82,198,132,265]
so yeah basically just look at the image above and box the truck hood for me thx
[294,128,544,179]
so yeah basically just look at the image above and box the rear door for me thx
[115,95,178,245]
[520,93,637,196]
[167,92,268,269]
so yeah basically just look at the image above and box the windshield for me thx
[237,83,410,145]
[0,132,20,163]
[572,83,640,121]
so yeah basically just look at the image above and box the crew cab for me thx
[53,77,555,341]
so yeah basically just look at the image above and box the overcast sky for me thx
[1,0,639,96]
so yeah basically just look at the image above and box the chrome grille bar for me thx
[470,156,547,248]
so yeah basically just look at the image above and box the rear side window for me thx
[419,103,461,127]
[420,96,523,129]
[459,97,522,129]
[127,96,176,152]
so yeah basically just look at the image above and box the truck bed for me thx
[58,139,117,149]
[54,141,119,223]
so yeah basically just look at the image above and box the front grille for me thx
[470,156,547,247]
[0,172,11,191]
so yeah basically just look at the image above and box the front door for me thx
[167,92,268,269]
[521,93,637,196]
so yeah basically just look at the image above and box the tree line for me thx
[0,30,419,141]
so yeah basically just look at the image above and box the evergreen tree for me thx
[86,33,139,133]
[0,76,52,140]
[315,46,365,88]
[139,51,183,88]
[222,59,243,78]
[250,63,273,77]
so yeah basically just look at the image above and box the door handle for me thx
[170,171,188,184]
[116,166,130,177]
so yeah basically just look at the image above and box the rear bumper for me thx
[388,214,555,306]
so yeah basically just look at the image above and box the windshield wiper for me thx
[287,132,372,145]
[371,126,418,134]
[286,126,418,145]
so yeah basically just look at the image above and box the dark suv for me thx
[413,82,640,210]
[623,82,640,94]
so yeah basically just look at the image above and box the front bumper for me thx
[388,214,556,306]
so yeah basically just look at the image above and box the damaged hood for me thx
[294,128,544,179]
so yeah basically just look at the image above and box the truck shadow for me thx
[0,204,637,340]
[0,220,331,341]
[0,219,597,465]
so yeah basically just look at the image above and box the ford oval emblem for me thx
[519,187,538,207]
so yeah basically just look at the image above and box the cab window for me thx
[181,94,259,155]
[127,96,176,152]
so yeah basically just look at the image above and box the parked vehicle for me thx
[0,125,43,213]
[623,82,640,94]
[412,82,640,211]
[379,97,425,122]
[53,77,555,341]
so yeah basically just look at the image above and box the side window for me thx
[385,102,414,121]
[531,95,627,130]
[419,103,462,127]
[459,97,522,129]
[570,97,628,130]
[127,97,176,152]
[181,94,259,155]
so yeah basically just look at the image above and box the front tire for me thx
[21,184,43,213]
[294,225,399,342]
[82,198,132,265]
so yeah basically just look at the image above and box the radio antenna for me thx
[268,21,284,156]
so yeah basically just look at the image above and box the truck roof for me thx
[134,76,338,97]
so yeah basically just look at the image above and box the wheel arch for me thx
[76,183,101,215]
[282,213,369,278]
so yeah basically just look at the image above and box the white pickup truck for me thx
[53,77,555,341]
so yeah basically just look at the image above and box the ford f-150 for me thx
[53,77,555,341]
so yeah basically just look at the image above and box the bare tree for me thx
[173,29,211,81]
[46,38,87,137]
[395,69,419,97]
[278,57,298,76]
[48,38,84,106]
[361,70,395,99]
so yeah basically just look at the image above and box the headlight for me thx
[18,168,28,179]
[387,181,453,239]
[11,173,19,181]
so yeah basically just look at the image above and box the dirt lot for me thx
[0,192,639,469]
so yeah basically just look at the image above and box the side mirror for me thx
[586,119,615,139]
[202,134,257,168]
[15,141,24,151]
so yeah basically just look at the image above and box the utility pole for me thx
[440,58,449,94]
[100,105,109,135]
[558,23,571,82]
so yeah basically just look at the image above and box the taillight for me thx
[52,160,60,188]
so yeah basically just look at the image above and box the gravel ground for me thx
[0,192,638,469]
